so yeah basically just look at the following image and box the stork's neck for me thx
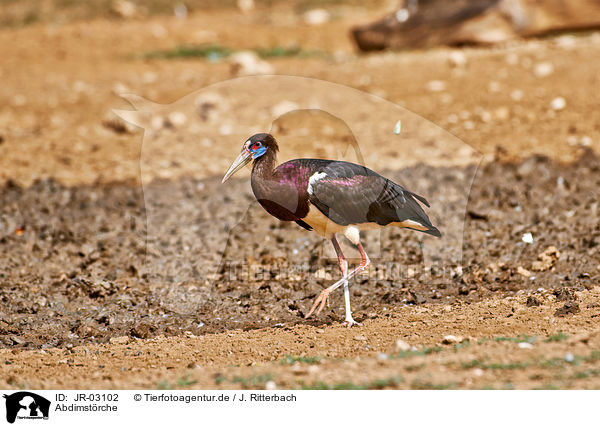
[251,149,278,180]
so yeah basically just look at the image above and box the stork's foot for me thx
[306,289,332,318]
[343,317,362,328]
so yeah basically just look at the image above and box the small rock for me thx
[395,339,411,351]
[521,232,534,244]
[151,24,167,39]
[554,301,580,317]
[551,97,566,111]
[488,81,501,93]
[442,335,463,344]
[448,51,467,67]
[265,380,277,390]
[473,368,484,377]
[395,8,409,22]
[518,342,533,349]
[174,3,187,19]
[291,363,305,375]
[553,288,577,302]
[109,336,130,344]
[10,336,24,345]
[426,80,446,92]
[393,120,402,135]
[565,353,575,363]
[534,62,554,77]
[237,0,255,13]
[166,111,187,128]
[526,296,542,307]
[102,111,137,134]
[229,51,274,76]
[532,246,560,271]
[510,90,524,101]
[111,0,139,18]
[517,266,532,277]
[131,323,155,339]
[219,123,233,135]
[494,106,510,120]
[407,290,426,304]
[303,9,330,26]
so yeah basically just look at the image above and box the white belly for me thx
[302,204,429,245]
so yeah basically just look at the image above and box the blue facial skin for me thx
[250,144,267,159]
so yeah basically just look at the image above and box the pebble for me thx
[565,353,575,363]
[142,72,158,84]
[219,124,233,135]
[395,9,409,22]
[265,380,277,390]
[448,51,467,67]
[395,339,411,351]
[522,232,534,244]
[517,266,532,277]
[510,90,523,101]
[308,365,320,374]
[109,336,129,344]
[442,335,462,344]
[111,0,138,18]
[447,114,458,124]
[488,81,501,92]
[151,115,164,130]
[526,296,542,307]
[494,107,510,120]
[237,0,255,13]
[229,51,274,76]
[550,97,566,111]
[151,24,167,39]
[518,342,533,349]
[167,111,187,127]
[426,80,446,92]
[303,9,330,25]
[393,120,402,135]
[174,3,187,19]
[112,82,130,94]
[534,62,554,77]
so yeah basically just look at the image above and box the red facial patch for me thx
[252,143,260,150]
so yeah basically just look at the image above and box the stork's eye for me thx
[252,142,262,150]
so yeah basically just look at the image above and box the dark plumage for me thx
[222,133,441,326]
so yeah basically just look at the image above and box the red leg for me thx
[306,235,347,319]
[306,237,370,327]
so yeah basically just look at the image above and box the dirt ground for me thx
[1,2,599,389]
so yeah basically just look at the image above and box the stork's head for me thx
[222,133,278,183]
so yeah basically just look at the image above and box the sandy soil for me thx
[1,3,599,389]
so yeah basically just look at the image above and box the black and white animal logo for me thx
[3,392,50,424]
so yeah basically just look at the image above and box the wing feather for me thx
[308,161,440,237]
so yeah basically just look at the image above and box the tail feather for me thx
[395,184,441,238]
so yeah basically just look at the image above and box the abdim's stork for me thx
[222,133,441,326]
